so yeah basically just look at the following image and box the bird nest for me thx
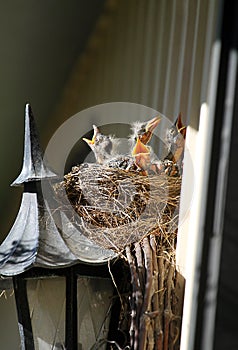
[55,163,181,253]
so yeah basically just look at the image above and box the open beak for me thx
[145,115,161,133]
[132,138,150,156]
[139,115,161,144]
[175,113,186,139]
[132,138,151,171]
[83,125,99,145]
[82,137,94,145]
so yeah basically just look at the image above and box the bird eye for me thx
[96,135,103,143]
[169,128,177,136]
[139,128,146,135]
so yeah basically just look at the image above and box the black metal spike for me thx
[11,103,57,186]
[0,104,114,277]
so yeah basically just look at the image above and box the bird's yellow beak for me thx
[82,125,99,145]
[83,137,94,145]
[145,115,161,133]
[175,113,186,138]
[132,138,151,172]
[132,138,150,156]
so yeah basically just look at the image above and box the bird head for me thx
[165,113,187,163]
[83,125,113,164]
[176,113,187,139]
[131,115,161,145]
[166,113,186,146]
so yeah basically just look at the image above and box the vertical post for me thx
[65,267,78,350]
[13,276,35,350]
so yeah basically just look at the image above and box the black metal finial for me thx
[0,104,78,276]
[0,103,114,277]
[11,104,57,186]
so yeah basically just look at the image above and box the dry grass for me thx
[55,163,181,253]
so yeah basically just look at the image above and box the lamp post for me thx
[0,105,122,350]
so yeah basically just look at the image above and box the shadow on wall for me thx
[0,292,20,349]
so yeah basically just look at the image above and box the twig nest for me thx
[55,163,181,252]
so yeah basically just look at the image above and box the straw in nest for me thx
[55,162,181,252]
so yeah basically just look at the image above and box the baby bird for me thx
[132,137,168,176]
[165,113,186,163]
[83,117,161,174]
[83,125,117,164]
[165,113,186,162]
[104,116,161,172]
[160,113,187,175]
[130,115,161,146]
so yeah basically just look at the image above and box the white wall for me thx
[52,0,218,130]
